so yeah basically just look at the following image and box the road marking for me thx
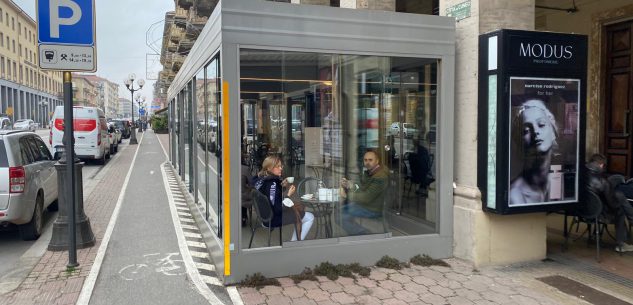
[184,231,203,239]
[77,133,146,305]
[195,262,216,272]
[161,162,225,305]
[186,241,207,249]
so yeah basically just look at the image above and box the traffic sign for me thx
[37,0,96,72]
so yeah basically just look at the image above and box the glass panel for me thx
[240,49,440,249]
[188,81,195,192]
[205,56,222,237]
[195,70,207,218]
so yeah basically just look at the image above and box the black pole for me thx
[63,72,78,268]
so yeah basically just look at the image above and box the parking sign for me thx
[37,0,96,71]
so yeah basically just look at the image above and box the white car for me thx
[390,122,419,138]
[50,106,110,164]
[107,122,121,154]
[14,119,37,131]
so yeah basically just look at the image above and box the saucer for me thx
[301,194,314,200]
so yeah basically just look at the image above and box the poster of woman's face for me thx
[508,77,580,207]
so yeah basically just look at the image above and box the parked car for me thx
[50,106,110,164]
[14,119,37,131]
[107,122,121,154]
[0,117,13,130]
[0,130,58,240]
[112,119,130,139]
[389,122,419,138]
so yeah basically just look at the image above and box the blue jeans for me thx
[341,203,381,236]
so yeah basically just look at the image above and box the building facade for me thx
[83,75,120,118]
[71,74,97,107]
[0,0,63,127]
[119,97,132,119]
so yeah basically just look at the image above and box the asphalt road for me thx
[0,129,127,294]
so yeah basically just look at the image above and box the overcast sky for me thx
[16,0,174,107]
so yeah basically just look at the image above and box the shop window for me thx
[241,49,439,249]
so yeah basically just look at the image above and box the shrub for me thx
[375,255,409,270]
[151,114,168,132]
[289,268,318,283]
[410,254,450,268]
[239,273,280,289]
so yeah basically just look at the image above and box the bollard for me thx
[48,160,95,251]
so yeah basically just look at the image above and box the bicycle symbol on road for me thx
[119,252,187,281]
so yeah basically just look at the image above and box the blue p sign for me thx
[37,0,95,46]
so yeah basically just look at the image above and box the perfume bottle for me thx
[549,165,564,200]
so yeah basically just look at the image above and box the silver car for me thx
[0,131,58,240]
[14,119,37,131]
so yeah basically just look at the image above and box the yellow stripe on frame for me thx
[222,80,231,276]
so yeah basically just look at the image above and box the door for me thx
[604,21,633,175]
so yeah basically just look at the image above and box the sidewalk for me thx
[0,135,139,305]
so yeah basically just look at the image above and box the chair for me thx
[607,174,625,189]
[567,190,615,262]
[248,189,299,248]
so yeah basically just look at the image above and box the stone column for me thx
[440,0,545,267]
[340,0,395,11]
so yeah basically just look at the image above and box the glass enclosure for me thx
[240,49,440,249]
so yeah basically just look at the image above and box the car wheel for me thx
[20,195,43,240]
[98,151,107,165]
[47,199,59,212]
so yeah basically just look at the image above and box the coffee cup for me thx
[286,177,295,184]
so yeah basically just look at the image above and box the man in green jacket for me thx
[340,150,389,235]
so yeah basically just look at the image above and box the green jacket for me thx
[348,166,389,213]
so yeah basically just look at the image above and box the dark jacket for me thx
[585,161,622,212]
[253,175,286,227]
[348,165,389,213]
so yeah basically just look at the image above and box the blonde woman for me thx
[253,155,314,241]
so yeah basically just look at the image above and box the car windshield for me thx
[15,120,26,123]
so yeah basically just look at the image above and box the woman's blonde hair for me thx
[258,155,282,177]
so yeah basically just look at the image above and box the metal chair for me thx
[567,190,605,261]
[297,177,331,238]
[608,174,625,189]
[248,189,298,248]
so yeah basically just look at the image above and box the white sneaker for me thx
[615,243,633,252]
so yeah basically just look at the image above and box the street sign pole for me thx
[63,72,78,268]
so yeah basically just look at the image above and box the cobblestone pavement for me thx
[0,138,139,305]
[236,257,599,305]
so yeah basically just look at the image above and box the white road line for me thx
[184,231,203,239]
[77,133,146,305]
[181,224,199,231]
[186,241,208,249]
[227,287,245,305]
[195,262,216,272]
[161,162,225,305]
[189,251,209,259]
[200,274,223,286]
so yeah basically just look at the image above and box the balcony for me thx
[176,0,193,9]
[172,54,184,71]
[177,39,194,55]
[195,0,218,17]
[169,27,184,43]
[167,40,177,52]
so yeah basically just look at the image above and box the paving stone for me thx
[375,267,399,274]
[316,300,339,305]
[259,285,283,296]
[378,279,403,291]
[298,280,320,290]
[330,291,356,304]
[446,296,475,305]
[481,290,509,303]
[454,288,484,301]
[282,286,306,299]
[463,280,491,292]
[356,295,382,305]
[355,277,377,288]
[316,276,331,282]
[470,274,495,285]
[403,282,429,295]
[509,294,541,305]
[412,275,438,286]
[239,287,259,294]
[305,289,331,302]
[473,300,497,305]
[429,285,456,297]
[437,279,463,289]
[488,283,514,296]
[389,273,412,284]
[445,272,470,283]
[241,292,267,305]
[369,270,389,281]
[400,267,422,277]
[418,292,447,305]
[55,292,79,305]
[335,276,355,286]
[266,295,292,305]
[382,298,409,305]
[290,297,318,305]
[393,289,420,303]
[278,277,296,287]
[418,268,446,281]
[320,281,344,293]
[345,284,369,296]
[369,286,394,300]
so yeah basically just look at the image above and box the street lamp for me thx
[124,73,144,144]
[135,95,146,132]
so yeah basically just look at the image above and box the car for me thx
[390,122,419,138]
[107,122,121,154]
[0,130,58,240]
[112,119,130,139]
[50,106,110,164]
[0,117,13,130]
[14,119,37,131]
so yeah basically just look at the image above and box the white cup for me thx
[286,177,295,184]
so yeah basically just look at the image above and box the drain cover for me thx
[538,275,632,305]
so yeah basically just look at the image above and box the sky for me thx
[16,0,174,108]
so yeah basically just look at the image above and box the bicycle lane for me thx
[87,131,210,305]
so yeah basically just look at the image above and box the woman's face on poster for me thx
[521,107,555,153]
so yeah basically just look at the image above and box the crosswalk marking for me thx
[190,251,209,259]
[195,262,216,272]
[184,231,203,239]
[200,274,222,286]
[187,240,207,248]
